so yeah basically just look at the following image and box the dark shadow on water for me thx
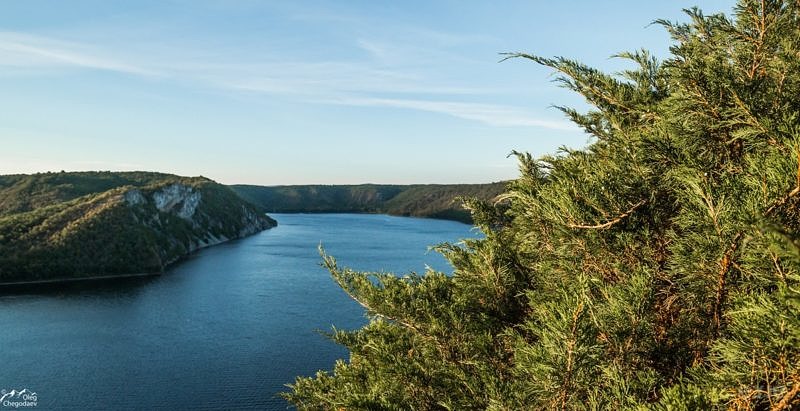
[0,274,161,297]
[0,241,232,298]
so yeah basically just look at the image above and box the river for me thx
[0,213,477,410]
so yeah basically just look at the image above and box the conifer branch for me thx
[500,53,638,116]
[770,251,787,284]
[765,185,800,216]
[765,149,800,216]
[729,88,770,137]
[771,378,799,411]
[567,199,647,230]
[710,148,800,343]
[711,232,743,339]
[288,4,800,408]
[685,79,722,120]
[337,279,430,336]
[560,301,585,410]
[321,249,426,334]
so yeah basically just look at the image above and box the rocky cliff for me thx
[0,172,276,283]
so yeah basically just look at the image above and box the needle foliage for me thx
[286,1,800,409]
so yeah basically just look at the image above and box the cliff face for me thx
[0,173,276,283]
[123,182,275,264]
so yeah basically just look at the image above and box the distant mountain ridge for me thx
[0,172,276,284]
[230,183,506,223]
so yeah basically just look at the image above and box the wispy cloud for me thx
[217,61,493,96]
[0,32,158,76]
[329,97,577,130]
[0,30,492,95]
[211,61,417,95]
[0,24,568,131]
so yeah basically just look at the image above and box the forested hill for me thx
[229,183,506,223]
[0,172,276,283]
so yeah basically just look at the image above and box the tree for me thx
[285,1,800,409]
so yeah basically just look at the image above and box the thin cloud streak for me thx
[0,30,569,130]
[0,32,158,76]
[329,97,577,130]
[0,31,496,96]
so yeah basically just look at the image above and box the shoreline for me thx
[0,220,275,289]
[266,210,474,225]
[0,271,161,287]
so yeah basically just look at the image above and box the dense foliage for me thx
[0,171,179,216]
[286,2,800,409]
[231,183,505,223]
[0,172,275,283]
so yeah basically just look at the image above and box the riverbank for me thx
[0,271,160,287]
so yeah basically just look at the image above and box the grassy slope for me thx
[0,171,178,216]
[230,183,506,223]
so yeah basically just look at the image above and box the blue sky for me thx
[0,1,735,185]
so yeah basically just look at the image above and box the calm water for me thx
[0,213,476,410]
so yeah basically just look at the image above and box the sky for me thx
[0,0,736,185]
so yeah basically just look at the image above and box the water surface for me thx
[0,213,476,410]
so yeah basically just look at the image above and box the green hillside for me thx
[230,183,506,223]
[0,172,276,283]
[0,171,178,216]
